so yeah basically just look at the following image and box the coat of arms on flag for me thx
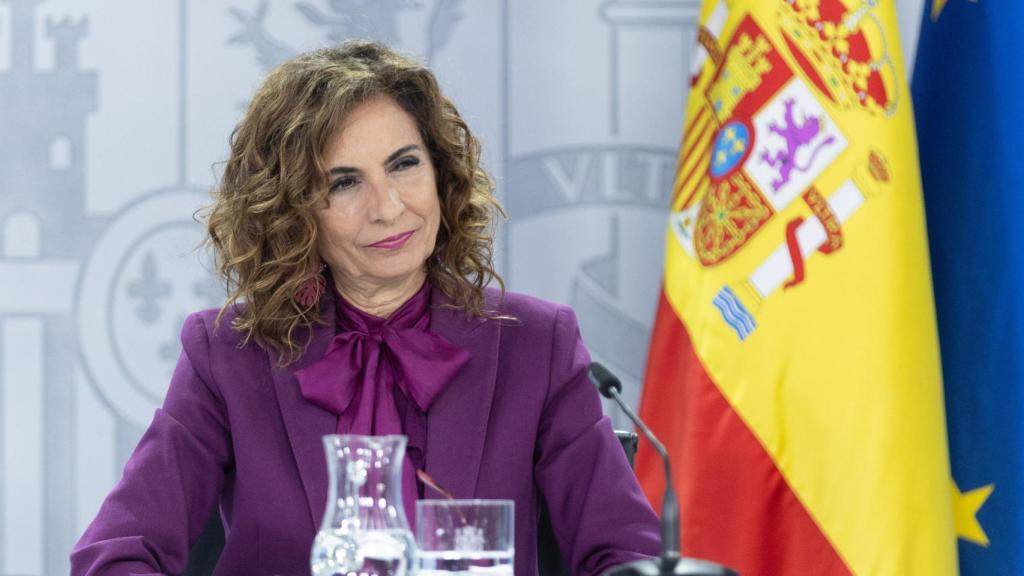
[669,1,898,340]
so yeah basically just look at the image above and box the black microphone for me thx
[589,362,737,576]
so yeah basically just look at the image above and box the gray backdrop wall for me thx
[0,0,924,573]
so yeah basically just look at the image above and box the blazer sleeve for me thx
[70,313,233,576]
[533,305,661,576]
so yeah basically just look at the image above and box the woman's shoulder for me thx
[482,287,578,329]
[178,304,258,356]
[174,304,276,394]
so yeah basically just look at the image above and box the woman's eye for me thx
[393,156,420,171]
[330,176,358,192]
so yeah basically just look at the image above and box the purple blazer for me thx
[71,287,659,576]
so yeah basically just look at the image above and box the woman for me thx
[71,41,659,576]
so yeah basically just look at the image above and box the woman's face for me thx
[315,96,441,294]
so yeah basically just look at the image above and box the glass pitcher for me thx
[310,434,416,576]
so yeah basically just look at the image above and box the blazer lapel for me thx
[424,289,501,499]
[270,290,339,531]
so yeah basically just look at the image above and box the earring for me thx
[295,263,327,307]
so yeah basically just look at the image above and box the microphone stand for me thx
[589,363,737,576]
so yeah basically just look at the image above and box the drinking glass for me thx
[415,499,514,575]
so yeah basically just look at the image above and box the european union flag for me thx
[913,1,1024,573]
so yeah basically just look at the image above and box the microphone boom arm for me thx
[588,362,736,576]
[601,381,679,559]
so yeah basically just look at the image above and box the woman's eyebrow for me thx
[327,144,421,175]
[385,144,420,165]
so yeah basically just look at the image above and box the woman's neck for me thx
[332,270,427,318]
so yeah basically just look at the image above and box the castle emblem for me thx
[708,31,773,120]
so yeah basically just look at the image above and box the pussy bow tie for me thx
[294,290,471,435]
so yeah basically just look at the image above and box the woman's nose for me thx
[367,178,405,223]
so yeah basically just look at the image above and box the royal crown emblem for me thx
[777,0,899,116]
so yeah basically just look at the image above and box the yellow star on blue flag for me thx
[932,0,979,21]
[952,481,994,546]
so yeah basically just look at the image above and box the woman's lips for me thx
[368,230,415,249]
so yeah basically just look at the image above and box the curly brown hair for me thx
[204,40,506,363]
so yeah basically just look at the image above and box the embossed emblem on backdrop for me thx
[229,0,465,70]
[77,191,217,428]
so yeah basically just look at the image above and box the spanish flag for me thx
[635,1,957,574]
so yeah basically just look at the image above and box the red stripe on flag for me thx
[675,144,711,201]
[636,291,852,576]
[677,173,709,211]
[680,109,711,156]
[677,118,713,185]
